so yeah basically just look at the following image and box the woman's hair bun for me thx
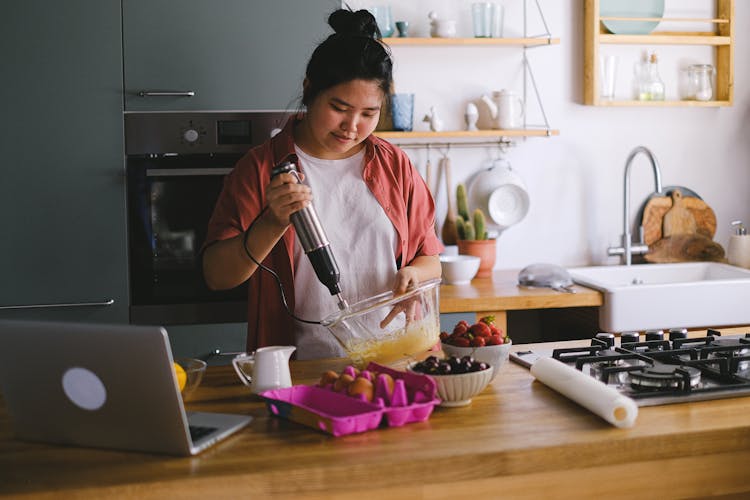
[328,8,380,38]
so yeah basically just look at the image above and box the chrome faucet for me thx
[607,146,663,265]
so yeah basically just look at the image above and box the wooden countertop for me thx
[3,328,750,498]
[440,269,603,313]
[439,269,603,335]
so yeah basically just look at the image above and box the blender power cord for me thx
[242,208,322,325]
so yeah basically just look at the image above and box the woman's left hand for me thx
[392,266,420,294]
[380,266,420,328]
[391,255,441,294]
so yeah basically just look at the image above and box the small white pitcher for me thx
[232,346,296,394]
[480,89,525,129]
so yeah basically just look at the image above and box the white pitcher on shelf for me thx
[480,89,525,129]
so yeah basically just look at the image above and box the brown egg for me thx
[333,373,355,393]
[319,370,339,387]
[377,373,395,398]
[347,376,374,402]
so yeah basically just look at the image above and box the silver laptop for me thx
[0,320,251,456]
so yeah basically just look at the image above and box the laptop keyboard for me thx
[189,425,218,441]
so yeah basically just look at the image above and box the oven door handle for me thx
[146,168,233,177]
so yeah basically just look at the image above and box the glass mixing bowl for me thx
[322,278,442,367]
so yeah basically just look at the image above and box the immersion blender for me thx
[271,160,349,310]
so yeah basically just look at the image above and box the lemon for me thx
[173,362,187,391]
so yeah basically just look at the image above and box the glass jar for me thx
[687,64,714,101]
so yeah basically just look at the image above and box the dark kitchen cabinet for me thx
[0,0,128,323]
[123,0,339,111]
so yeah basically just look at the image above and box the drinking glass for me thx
[369,6,394,38]
[472,3,493,37]
[600,55,618,100]
[490,3,504,37]
[390,94,414,131]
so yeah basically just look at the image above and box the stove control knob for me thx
[183,128,200,143]
[668,328,688,341]
[645,329,664,342]
[620,331,640,345]
[594,332,615,348]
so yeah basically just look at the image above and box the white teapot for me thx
[480,90,525,129]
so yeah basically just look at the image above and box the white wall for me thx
[348,0,750,269]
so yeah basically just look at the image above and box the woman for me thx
[203,8,442,358]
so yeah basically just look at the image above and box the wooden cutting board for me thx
[645,234,726,263]
[641,188,717,245]
[662,189,697,237]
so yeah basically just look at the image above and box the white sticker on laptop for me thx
[62,367,107,411]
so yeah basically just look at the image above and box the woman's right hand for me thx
[264,171,313,229]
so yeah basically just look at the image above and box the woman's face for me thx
[297,79,384,160]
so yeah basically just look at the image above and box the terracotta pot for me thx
[457,239,496,278]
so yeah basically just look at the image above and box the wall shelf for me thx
[376,0,559,145]
[599,34,730,46]
[583,0,734,107]
[383,37,560,47]
[375,129,559,140]
[593,100,732,108]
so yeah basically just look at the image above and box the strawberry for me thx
[469,322,492,338]
[453,323,469,336]
[471,336,486,347]
[486,335,502,346]
[439,331,449,341]
[489,325,503,336]
[452,336,471,347]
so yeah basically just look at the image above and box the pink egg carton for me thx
[260,362,440,436]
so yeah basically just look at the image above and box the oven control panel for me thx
[125,111,291,156]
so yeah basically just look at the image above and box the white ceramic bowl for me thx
[409,363,493,407]
[440,255,480,285]
[441,340,512,381]
[432,20,457,38]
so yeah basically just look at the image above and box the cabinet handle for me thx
[146,168,232,177]
[0,299,114,310]
[137,91,195,97]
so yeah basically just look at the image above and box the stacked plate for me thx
[600,0,665,35]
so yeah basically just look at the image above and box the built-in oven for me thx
[125,112,289,325]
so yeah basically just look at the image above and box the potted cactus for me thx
[455,184,496,278]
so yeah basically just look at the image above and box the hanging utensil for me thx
[441,153,458,245]
[425,146,434,199]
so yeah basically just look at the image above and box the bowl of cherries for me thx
[440,316,512,381]
[408,355,492,407]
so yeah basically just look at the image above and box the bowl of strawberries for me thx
[439,316,512,381]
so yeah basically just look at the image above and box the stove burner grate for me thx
[628,363,702,391]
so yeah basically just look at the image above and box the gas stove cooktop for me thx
[510,329,750,406]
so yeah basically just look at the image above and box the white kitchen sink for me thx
[567,262,750,332]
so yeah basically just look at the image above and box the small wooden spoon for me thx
[441,155,457,245]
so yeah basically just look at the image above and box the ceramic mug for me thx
[232,346,296,394]
[496,90,524,129]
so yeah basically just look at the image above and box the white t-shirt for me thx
[292,145,398,360]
